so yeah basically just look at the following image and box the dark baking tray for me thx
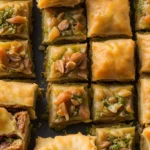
[29,1,139,149]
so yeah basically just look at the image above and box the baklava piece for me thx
[137,33,150,73]
[37,0,82,9]
[47,84,91,130]
[34,133,97,150]
[91,39,135,81]
[0,80,39,119]
[0,107,30,150]
[135,0,150,30]
[92,84,134,122]
[141,127,150,150]
[0,40,34,78]
[42,7,86,44]
[0,1,32,39]
[138,78,150,125]
[96,127,135,150]
[86,0,132,38]
[45,44,88,82]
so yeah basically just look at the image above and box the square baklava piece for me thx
[141,127,150,150]
[96,127,135,150]
[86,0,132,38]
[0,40,35,78]
[45,44,88,82]
[34,133,97,150]
[92,84,134,123]
[0,80,39,119]
[42,7,86,44]
[37,0,82,9]
[91,39,135,81]
[47,84,91,130]
[137,33,150,73]
[0,1,32,39]
[0,107,30,150]
[138,78,150,125]
[135,0,150,30]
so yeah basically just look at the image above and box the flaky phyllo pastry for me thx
[34,133,97,150]
[0,1,32,39]
[0,107,30,150]
[96,127,135,150]
[0,80,38,119]
[141,127,150,150]
[138,78,150,125]
[135,0,150,30]
[91,39,135,81]
[37,0,82,9]
[137,33,150,73]
[0,40,34,78]
[45,44,88,82]
[92,84,134,123]
[47,84,91,130]
[42,7,86,44]
[86,0,132,38]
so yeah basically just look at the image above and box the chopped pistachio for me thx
[0,7,19,34]
[106,134,133,150]
[5,137,15,143]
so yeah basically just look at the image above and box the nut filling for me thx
[0,4,28,35]
[96,90,133,119]
[136,0,150,29]
[0,136,22,150]
[99,134,133,150]
[0,42,32,74]
[48,9,86,42]
[53,52,87,79]
[15,111,28,134]
[53,90,90,121]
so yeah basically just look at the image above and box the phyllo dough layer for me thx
[135,0,150,30]
[0,107,30,150]
[0,1,32,39]
[141,127,150,150]
[0,80,38,119]
[42,7,86,44]
[45,44,88,82]
[37,0,82,9]
[86,0,132,38]
[34,133,97,150]
[47,84,91,130]
[0,40,35,78]
[91,39,135,81]
[96,127,135,150]
[92,84,134,122]
[138,78,150,125]
[137,33,150,73]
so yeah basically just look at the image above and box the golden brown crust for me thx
[34,133,97,150]
[86,0,132,37]
[138,78,150,125]
[91,39,135,81]
[137,33,150,73]
[37,0,81,9]
[141,127,150,150]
